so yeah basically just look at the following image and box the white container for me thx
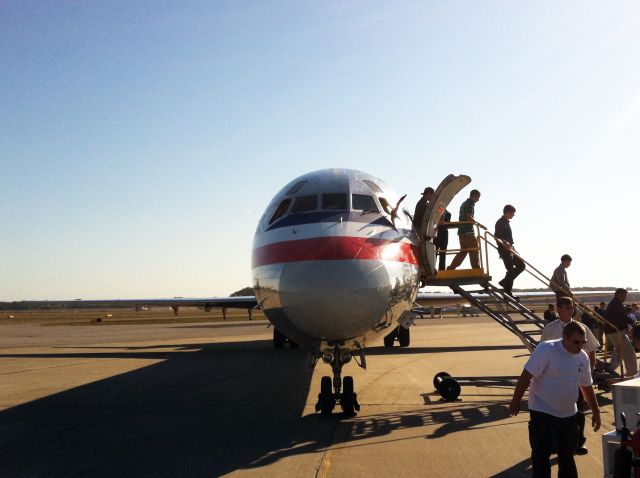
[612,377,640,432]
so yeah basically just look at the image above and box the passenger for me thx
[509,320,601,478]
[434,209,451,271]
[603,288,637,376]
[543,304,557,322]
[631,324,640,375]
[412,187,434,233]
[447,189,481,270]
[594,301,607,345]
[580,309,597,333]
[540,296,599,456]
[494,204,525,295]
[595,301,607,318]
[550,254,573,298]
[629,303,640,323]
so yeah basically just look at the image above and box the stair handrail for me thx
[472,221,618,334]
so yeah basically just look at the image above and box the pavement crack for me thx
[314,418,341,478]
[0,359,117,375]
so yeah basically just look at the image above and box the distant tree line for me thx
[2,286,633,310]
[0,301,137,311]
[230,287,254,296]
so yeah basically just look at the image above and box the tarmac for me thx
[0,314,617,477]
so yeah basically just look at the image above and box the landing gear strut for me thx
[315,344,361,417]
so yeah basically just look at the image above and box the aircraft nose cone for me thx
[278,260,393,340]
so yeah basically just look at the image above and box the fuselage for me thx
[252,169,420,350]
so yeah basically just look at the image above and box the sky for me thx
[2,1,639,300]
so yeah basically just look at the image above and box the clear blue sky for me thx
[2,1,639,300]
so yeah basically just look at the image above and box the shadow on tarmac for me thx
[0,341,530,477]
[366,344,526,355]
[0,340,334,477]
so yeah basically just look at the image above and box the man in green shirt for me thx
[447,189,481,270]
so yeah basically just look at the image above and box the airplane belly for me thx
[253,259,418,344]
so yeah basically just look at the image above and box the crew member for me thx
[434,209,451,271]
[413,187,434,233]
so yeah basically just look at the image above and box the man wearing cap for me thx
[413,187,434,233]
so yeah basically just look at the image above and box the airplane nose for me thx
[278,259,406,340]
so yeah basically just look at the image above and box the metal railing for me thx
[472,221,625,367]
[434,221,487,273]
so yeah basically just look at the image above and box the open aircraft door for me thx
[418,174,471,281]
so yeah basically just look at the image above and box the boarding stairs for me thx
[419,220,617,353]
[450,282,543,352]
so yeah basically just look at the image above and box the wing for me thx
[415,289,640,307]
[3,296,258,311]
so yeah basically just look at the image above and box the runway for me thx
[0,315,614,477]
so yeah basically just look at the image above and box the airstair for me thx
[418,219,616,353]
[415,174,617,354]
[418,221,544,351]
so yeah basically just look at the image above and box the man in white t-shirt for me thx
[509,321,601,478]
[540,296,600,456]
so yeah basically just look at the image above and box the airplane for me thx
[7,168,638,416]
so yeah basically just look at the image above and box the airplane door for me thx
[418,174,472,279]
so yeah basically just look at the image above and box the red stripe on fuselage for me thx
[252,236,418,267]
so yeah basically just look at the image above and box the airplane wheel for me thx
[273,328,286,349]
[398,326,410,347]
[319,376,334,417]
[384,328,397,347]
[341,376,356,417]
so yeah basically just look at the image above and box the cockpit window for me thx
[352,194,379,212]
[362,179,383,194]
[286,180,307,195]
[291,195,318,213]
[322,193,347,210]
[269,198,292,224]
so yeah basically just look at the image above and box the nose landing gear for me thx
[314,344,362,417]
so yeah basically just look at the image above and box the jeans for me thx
[500,253,525,290]
[529,410,578,478]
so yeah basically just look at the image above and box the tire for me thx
[398,326,410,347]
[273,328,286,349]
[439,377,461,401]
[341,376,355,417]
[433,371,451,389]
[319,376,334,417]
[384,328,398,347]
